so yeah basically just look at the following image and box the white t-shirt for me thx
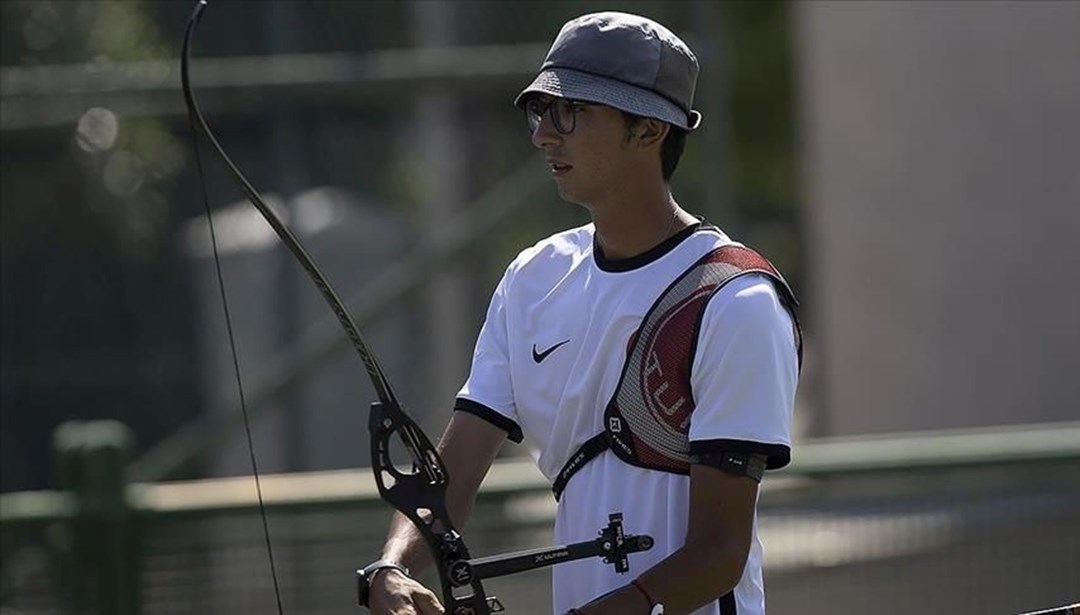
[457,222,799,615]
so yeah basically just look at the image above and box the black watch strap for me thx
[356,559,410,608]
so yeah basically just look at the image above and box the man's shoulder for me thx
[530,223,594,257]
[507,223,594,276]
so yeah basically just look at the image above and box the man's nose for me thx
[530,112,559,150]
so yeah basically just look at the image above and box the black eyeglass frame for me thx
[524,97,603,135]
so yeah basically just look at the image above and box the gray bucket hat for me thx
[515,12,702,131]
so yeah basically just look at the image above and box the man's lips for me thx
[546,158,572,176]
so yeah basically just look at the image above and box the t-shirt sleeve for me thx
[688,274,799,469]
[455,267,524,443]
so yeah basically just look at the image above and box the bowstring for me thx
[183,4,285,612]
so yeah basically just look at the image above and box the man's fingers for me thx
[413,588,445,615]
[368,571,443,615]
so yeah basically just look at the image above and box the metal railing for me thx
[3,421,1078,614]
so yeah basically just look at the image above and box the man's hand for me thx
[368,569,444,615]
[571,584,651,614]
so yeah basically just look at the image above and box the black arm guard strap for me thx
[688,451,768,482]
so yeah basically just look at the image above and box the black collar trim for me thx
[593,220,713,273]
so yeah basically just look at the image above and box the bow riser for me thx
[371,401,492,614]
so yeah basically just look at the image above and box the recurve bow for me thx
[181,3,651,613]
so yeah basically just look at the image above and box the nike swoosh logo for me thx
[532,339,571,364]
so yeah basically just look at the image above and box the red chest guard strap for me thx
[552,245,801,501]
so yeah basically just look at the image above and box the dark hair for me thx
[621,112,688,181]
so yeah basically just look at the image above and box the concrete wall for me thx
[796,1,1080,436]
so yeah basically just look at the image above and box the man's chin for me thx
[555,184,588,207]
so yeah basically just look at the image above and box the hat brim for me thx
[515,67,701,131]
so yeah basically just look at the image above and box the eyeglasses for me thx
[524,97,601,135]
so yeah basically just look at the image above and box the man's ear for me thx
[633,118,670,150]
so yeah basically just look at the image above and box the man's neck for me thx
[590,186,693,260]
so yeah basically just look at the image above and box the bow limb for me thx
[181,2,491,612]
[180,0,396,405]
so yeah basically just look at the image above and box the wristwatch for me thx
[651,604,665,615]
[356,559,410,608]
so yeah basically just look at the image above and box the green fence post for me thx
[54,420,140,615]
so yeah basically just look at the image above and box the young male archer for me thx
[361,12,801,615]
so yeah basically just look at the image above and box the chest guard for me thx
[552,245,802,501]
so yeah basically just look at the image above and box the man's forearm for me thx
[587,464,757,614]
[379,511,436,574]
[581,538,748,614]
[635,538,747,613]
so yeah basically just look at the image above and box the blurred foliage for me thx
[0,0,172,64]
[1,1,197,492]
[1,0,799,490]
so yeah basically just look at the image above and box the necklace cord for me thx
[596,203,682,257]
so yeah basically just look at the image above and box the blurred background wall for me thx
[797,0,1080,437]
